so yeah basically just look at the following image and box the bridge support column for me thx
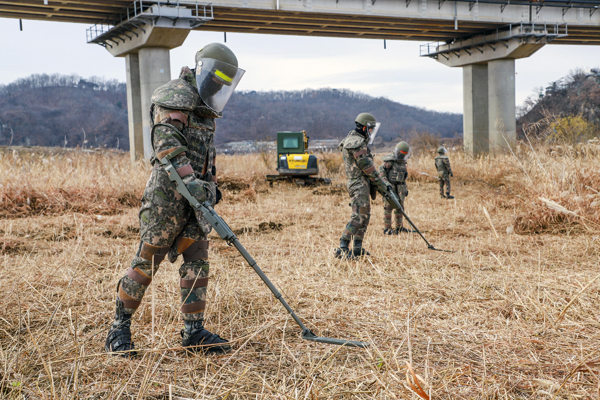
[462,64,489,155]
[428,25,550,154]
[125,53,143,163]
[105,26,190,161]
[138,48,171,159]
[488,59,516,153]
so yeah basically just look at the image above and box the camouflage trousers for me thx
[384,185,405,229]
[341,186,371,241]
[439,178,451,196]
[117,165,211,322]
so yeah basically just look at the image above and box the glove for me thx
[450,173,454,177]
[186,179,215,205]
[215,185,222,205]
[404,189,409,197]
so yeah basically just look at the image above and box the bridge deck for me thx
[0,0,599,44]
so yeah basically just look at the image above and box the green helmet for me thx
[194,43,245,112]
[355,112,377,129]
[437,146,446,154]
[395,142,410,155]
[195,43,238,67]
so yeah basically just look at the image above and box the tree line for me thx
[0,73,463,149]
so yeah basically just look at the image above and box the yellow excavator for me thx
[266,131,331,186]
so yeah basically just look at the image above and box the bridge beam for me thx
[107,25,190,161]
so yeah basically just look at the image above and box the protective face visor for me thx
[196,58,245,112]
[367,122,381,145]
[394,147,412,159]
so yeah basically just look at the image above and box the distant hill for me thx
[0,74,463,149]
[0,74,128,149]
[517,68,600,135]
[219,89,462,144]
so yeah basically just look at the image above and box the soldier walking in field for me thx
[105,43,245,356]
[435,146,454,199]
[379,142,411,234]
[335,113,391,259]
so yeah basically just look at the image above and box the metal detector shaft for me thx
[159,157,368,347]
[199,203,369,348]
[382,188,453,253]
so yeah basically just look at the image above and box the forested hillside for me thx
[220,89,462,144]
[0,74,463,148]
[517,68,600,135]
[0,74,128,149]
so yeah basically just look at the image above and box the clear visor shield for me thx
[368,122,381,145]
[196,58,245,112]
[395,147,412,159]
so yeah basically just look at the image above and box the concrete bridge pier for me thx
[462,64,489,154]
[107,26,190,161]
[488,59,516,153]
[462,59,516,155]
[431,25,556,155]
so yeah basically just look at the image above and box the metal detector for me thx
[382,186,453,253]
[160,156,369,348]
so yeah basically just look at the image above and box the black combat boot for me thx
[383,228,394,235]
[446,194,454,199]
[105,299,137,357]
[398,226,412,233]
[334,239,353,259]
[352,239,370,257]
[181,320,231,353]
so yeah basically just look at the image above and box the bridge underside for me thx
[1,1,599,44]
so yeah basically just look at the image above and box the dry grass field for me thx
[1,140,600,399]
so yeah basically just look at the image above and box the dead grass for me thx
[1,142,600,399]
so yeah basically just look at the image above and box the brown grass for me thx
[1,141,600,399]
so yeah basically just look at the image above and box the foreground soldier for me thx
[435,147,454,199]
[335,113,390,259]
[105,43,245,356]
[379,142,411,234]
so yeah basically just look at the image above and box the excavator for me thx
[266,130,331,186]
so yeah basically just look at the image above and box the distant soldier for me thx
[105,43,245,356]
[435,147,454,199]
[379,142,411,234]
[335,112,389,259]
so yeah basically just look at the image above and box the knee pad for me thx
[171,238,209,263]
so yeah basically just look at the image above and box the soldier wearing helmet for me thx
[435,146,454,199]
[379,141,411,234]
[335,113,389,259]
[105,43,245,356]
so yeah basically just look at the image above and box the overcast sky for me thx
[0,17,598,113]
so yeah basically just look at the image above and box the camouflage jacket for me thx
[149,67,220,232]
[379,154,408,186]
[435,154,452,179]
[339,130,381,194]
[150,67,218,183]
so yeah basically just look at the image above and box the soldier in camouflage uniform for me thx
[379,142,411,234]
[435,147,454,199]
[335,113,390,259]
[105,43,245,356]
